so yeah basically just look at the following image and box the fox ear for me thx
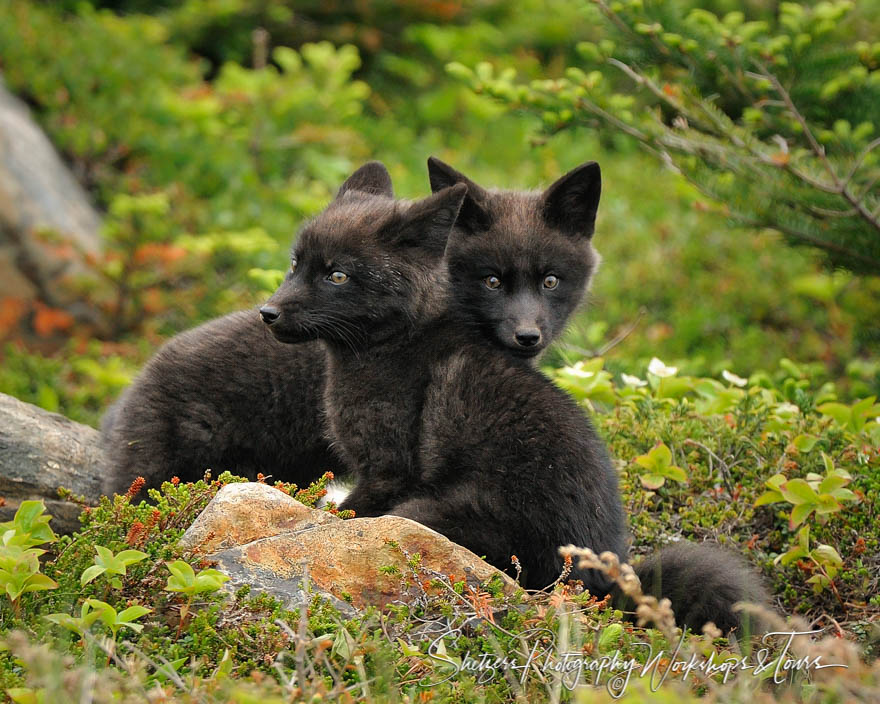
[541,161,601,238]
[336,161,394,199]
[384,183,467,255]
[427,156,492,234]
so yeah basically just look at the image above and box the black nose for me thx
[514,328,542,347]
[259,305,280,325]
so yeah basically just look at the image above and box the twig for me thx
[684,439,735,495]
[752,62,880,234]
[595,309,646,357]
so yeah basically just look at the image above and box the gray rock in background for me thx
[0,79,103,317]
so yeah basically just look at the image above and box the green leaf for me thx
[331,625,355,660]
[656,376,695,399]
[634,443,672,472]
[818,473,849,494]
[21,573,58,594]
[797,525,810,553]
[118,605,152,623]
[115,550,148,566]
[811,545,842,567]
[80,565,106,586]
[660,464,688,483]
[777,546,807,566]
[779,478,819,505]
[830,487,858,501]
[816,402,850,427]
[814,494,841,514]
[94,545,115,564]
[792,434,818,452]
[765,474,786,490]
[598,623,624,653]
[789,502,814,529]
[639,473,666,489]
[13,502,44,531]
[754,489,783,507]
[822,452,835,475]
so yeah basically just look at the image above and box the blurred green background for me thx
[0,0,878,426]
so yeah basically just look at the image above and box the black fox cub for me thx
[100,160,595,494]
[262,163,766,633]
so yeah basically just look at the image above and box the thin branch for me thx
[752,62,880,235]
[664,157,880,268]
[843,136,880,187]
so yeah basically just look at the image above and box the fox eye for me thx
[290,259,298,274]
[543,275,559,290]
[484,275,501,290]
[329,271,349,285]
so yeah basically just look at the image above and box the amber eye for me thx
[484,275,501,290]
[329,271,349,285]
[543,275,559,290]
[290,259,297,274]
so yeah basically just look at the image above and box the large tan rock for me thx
[179,481,336,555]
[181,482,516,612]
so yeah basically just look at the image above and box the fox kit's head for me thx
[429,157,601,358]
[261,162,466,348]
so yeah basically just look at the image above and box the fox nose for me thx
[259,306,280,325]
[514,328,542,348]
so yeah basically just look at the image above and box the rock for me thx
[182,482,516,613]
[0,392,106,533]
[179,481,337,555]
[0,80,104,328]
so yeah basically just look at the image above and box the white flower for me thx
[621,373,648,388]
[722,370,748,387]
[648,357,678,378]
[564,361,595,379]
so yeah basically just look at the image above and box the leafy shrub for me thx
[456,0,880,273]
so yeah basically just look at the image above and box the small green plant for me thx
[164,560,229,598]
[0,502,58,616]
[80,546,149,589]
[0,500,57,549]
[164,559,230,637]
[817,396,880,433]
[553,358,616,407]
[632,442,688,489]
[755,452,857,528]
[86,598,151,641]
[776,525,844,595]
[44,599,114,642]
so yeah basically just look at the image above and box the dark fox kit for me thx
[262,163,765,632]
[262,164,626,598]
[103,160,765,632]
[100,160,596,495]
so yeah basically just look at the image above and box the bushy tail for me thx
[618,542,768,635]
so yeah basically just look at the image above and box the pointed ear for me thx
[336,161,394,199]
[427,156,492,234]
[384,183,467,255]
[541,162,601,238]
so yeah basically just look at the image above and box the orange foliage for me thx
[0,297,27,336]
[133,243,188,266]
[32,302,74,337]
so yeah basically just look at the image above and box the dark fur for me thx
[99,163,398,494]
[428,157,601,358]
[263,170,628,596]
[100,161,601,494]
[629,543,768,634]
[265,163,766,632]
[100,310,341,495]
